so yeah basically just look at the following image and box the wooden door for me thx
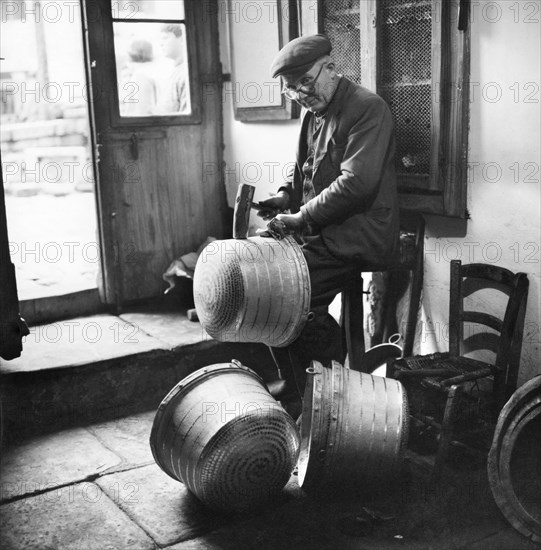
[83,0,227,306]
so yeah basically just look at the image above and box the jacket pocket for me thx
[328,140,347,171]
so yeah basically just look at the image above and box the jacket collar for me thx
[324,74,349,119]
[309,76,351,178]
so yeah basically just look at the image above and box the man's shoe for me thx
[266,378,289,399]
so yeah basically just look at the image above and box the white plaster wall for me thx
[218,1,300,234]
[421,2,541,384]
[222,94,300,232]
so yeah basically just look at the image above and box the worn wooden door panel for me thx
[166,127,205,254]
[99,132,174,301]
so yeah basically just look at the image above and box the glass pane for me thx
[378,0,432,176]
[322,0,361,85]
[114,22,191,117]
[112,0,185,20]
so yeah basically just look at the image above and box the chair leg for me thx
[404,216,425,357]
[341,279,366,371]
[432,384,463,479]
[381,271,399,345]
[404,272,422,357]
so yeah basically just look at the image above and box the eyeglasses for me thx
[281,63,325,100]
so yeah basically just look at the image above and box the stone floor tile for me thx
[464,528,539,550]
[165,491,410,550]
[86,410,156,468]
[0,482,155,550]
[357,470,505,550]
[167,467,524,550]
[0,427,122,502]
[0,314,163,373]
[119,311,210,349]
[0,412,532,550]
[95,463,227,547]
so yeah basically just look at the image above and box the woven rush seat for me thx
[392,352,495,388]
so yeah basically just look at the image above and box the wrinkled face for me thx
[281,60,338,113]
[160,31,183,62]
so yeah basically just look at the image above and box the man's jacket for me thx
[283,76,400,268]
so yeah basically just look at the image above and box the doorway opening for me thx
[1,1,100,306]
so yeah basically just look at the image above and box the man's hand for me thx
[255,191,290,220]
[267,212,306,239]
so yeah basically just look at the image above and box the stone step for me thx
[0,309,276,443]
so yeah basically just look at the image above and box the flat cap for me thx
[270,34,332,78]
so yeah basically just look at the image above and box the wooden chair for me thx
[341,212,425,371]
[389,260,529,477]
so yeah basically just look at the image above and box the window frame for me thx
[106,1,202,127]
[228,0,300,122]
[317,0,470,218]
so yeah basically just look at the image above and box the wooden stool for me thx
[341,213,425,371]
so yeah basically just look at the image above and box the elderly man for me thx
[260,35,400,404]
